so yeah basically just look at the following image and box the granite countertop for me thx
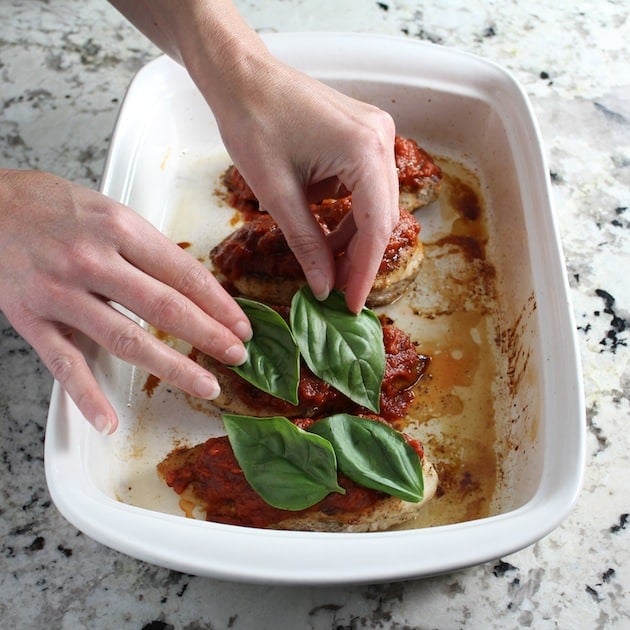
[1,1,628,628]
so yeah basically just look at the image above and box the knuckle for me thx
[353,111,396,160]
[97,201,131,238]
[151,292,187,331]
[374,108,396,137]
[160,359,186,386]
[176,262,207,296]
[65,240,104,283]
[284,231,323,263]
[110,322,146,361]
[343,138,394,189]
[48,352,76,384]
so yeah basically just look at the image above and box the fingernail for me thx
[308,270,331,301]
[193,374,221,400]
[224,343,248,366]
[234,319,253,341]
[94,414,114,436]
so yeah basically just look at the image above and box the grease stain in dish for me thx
[120,153,528,531]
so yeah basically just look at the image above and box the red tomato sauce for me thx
[211,213,303,280]
[379,323,429,421]
[160,434,384,527]
[394,135,442,189]
[198,322,427,423]
[222,165,259,218]
[159,419,424,528]
[378,209,420,274]
[222,136,441,213]
[211,196,420,282]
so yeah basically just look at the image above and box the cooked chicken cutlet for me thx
[394,135,442,211]
[157,419,438,531]
[191,321,429,422]
[211,196,424,308]
[221,135,442,214]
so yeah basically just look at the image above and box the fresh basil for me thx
[231,297,300,405]
[222,414,345,511]
[289,287,385,413]
[308,414,424,503]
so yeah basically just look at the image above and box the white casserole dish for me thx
[44,33,585,585]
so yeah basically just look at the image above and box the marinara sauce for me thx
[158,418,424,528]
[196,322,428,423]
[222,135,442,214]
[394,135,442,189]
[211,196,421,284]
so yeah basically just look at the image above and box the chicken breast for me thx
[210,198,424,308]
[394,135,443,211]
[157,424,438,532]
[190,321,429,422]
[222,135,442,214]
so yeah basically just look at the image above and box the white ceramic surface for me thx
[44,33,585,585]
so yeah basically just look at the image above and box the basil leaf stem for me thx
[231,297,300,405]
[308,414,424,502]
[223,414,345,511]
[290,287,385,412]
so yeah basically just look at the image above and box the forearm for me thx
[108,0,399,313]
[107,0,275,120]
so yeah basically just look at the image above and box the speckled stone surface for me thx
[1,1,628,628]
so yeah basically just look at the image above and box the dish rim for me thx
[44,32,585,585]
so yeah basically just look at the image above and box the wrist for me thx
[175,2,275,119]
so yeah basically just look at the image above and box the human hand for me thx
[0,170,251,434]
[108,1,400,313]
[211,60,400,314]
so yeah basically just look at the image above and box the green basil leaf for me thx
[231,297,300,405]
[308,413,424,502]
[290,286,385,412]
[223,414,345,511]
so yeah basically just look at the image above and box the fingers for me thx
[19,266,238,435]
[26,321,119,435]
[260,186,336,302]
[63,204,252,363]
[341,198,399,313]
[112,211,252,343]
[277,109,398,312]
[337,137,400,313]
[1,172,253,436]
[59,293,224,402]
[21,292,229,435]
[92,254,249,366]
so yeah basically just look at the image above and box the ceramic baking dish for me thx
[44,33,585,585]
